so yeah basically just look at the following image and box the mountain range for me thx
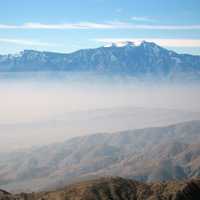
[0,120,200,192]
[0,41,200,80]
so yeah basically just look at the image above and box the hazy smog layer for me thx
[0,72,200,152]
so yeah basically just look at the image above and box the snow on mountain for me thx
[0,41,200,81]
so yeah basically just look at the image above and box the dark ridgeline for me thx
[176,179,200,200]
[0,177,200,200]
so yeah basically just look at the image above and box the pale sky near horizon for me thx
[0,0,200,54]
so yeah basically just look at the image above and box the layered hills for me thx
[0,120,200,192]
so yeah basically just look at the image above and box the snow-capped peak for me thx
[104,40,146,47]
[104,41,139,48]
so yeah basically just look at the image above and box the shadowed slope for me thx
[1,177,200,200]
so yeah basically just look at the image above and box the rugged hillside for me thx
[0,177,200,200]
[0,41,200,80]
[0,120,200,192]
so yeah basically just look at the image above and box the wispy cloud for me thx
[93,38,200,47]
[131,16,156,22]
[0,38,56,46]
[0,22,114,30]
[0,22,200,30]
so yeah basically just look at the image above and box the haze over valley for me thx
[0,71,200,152]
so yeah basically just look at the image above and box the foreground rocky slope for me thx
[0,177,200,200]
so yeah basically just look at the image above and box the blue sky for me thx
[0,0,200,54]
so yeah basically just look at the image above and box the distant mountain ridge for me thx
[0,41,200,80]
